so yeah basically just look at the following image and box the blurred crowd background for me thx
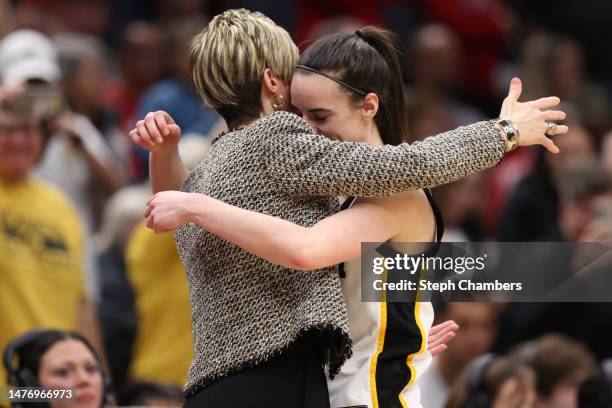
[1,0,612,407]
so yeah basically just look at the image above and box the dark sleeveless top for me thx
[338,188,445,278]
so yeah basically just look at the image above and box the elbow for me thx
[285,242,322,271]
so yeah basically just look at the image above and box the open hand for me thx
[500,77,568,154]
[428,320,459,357]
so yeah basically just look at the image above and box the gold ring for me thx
[546,122,558,137]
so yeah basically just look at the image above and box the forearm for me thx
[186,194,320,270]
[150,147,189,192]
[269,117,506,198]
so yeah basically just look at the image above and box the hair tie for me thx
[355,30,365,40]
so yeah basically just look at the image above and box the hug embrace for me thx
[130,8,566,408]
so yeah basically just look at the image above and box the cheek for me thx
[39,372,74,389]
[320,118,364,143]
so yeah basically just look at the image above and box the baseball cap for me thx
[0,29,61,85]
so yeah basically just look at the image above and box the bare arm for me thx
[145,191,404,270]
[149,147,189,192]
[130,111,189,192]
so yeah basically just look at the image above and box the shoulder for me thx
[251,111,315,137]
[29,180,74,209]
[360,190,435,240]
[365,189,431,214]
[29,180,83,232]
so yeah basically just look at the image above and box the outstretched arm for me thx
[265,78,567,198]
[145,191,406,270]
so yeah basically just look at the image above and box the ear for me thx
[261,68,283,97]
[361,93,379,119]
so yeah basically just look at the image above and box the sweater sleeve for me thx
[262,111,505,198]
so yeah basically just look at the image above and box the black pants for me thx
[183,334,330,408]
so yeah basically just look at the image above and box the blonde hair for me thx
[190,9,298,128]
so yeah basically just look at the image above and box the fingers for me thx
[160,110,175,125]
[145,214,167,234]
[541,110,566,122]
[430,344,447,357]
[554,124,569,135]
[146,214,154,230]
[144,204,153,218]
[154,110,171,136]
[533,96,561,110]
[136,120,155,148]
[541,136,560,154]
[507,77,522,102]
[129,128,154,150]
[429,331,456,350]
[145,112,164,143]
[429,320,456,337]
[168,124,181,140]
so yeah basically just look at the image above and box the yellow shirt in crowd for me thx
[126,222,193,388]
[0,178,85,388]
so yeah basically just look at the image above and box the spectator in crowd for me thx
[497,119,595,241]
[51,0,112,40]
[0,86,104,389]
[124,223,193,388]
[0,29,123,299]
[512,334,596,408]
[406,23,485,141]
[432,173,487,242]
[95,185,150,389]
[446,354,536,408]
[54,33,128,180]
[556,159,611,242]
[546,36,610,140]
[3,329,110,408]
[420,303,499,408]
[53,32,129,225]
[494,161,612,358]
[293,0,390,45]
[132,16,222,182]
[104,21,164,135]
[417,0,514,111]
[123,138,207,388]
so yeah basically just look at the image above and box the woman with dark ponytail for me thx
[296,26,410,147]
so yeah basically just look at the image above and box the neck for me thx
[366,126,384,147]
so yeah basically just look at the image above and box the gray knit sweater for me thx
[175,111,505,395]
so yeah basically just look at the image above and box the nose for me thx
[74,367,96,387]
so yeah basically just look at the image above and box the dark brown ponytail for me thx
[298,26,410,145]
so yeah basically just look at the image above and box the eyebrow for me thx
[307,108,331,113]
